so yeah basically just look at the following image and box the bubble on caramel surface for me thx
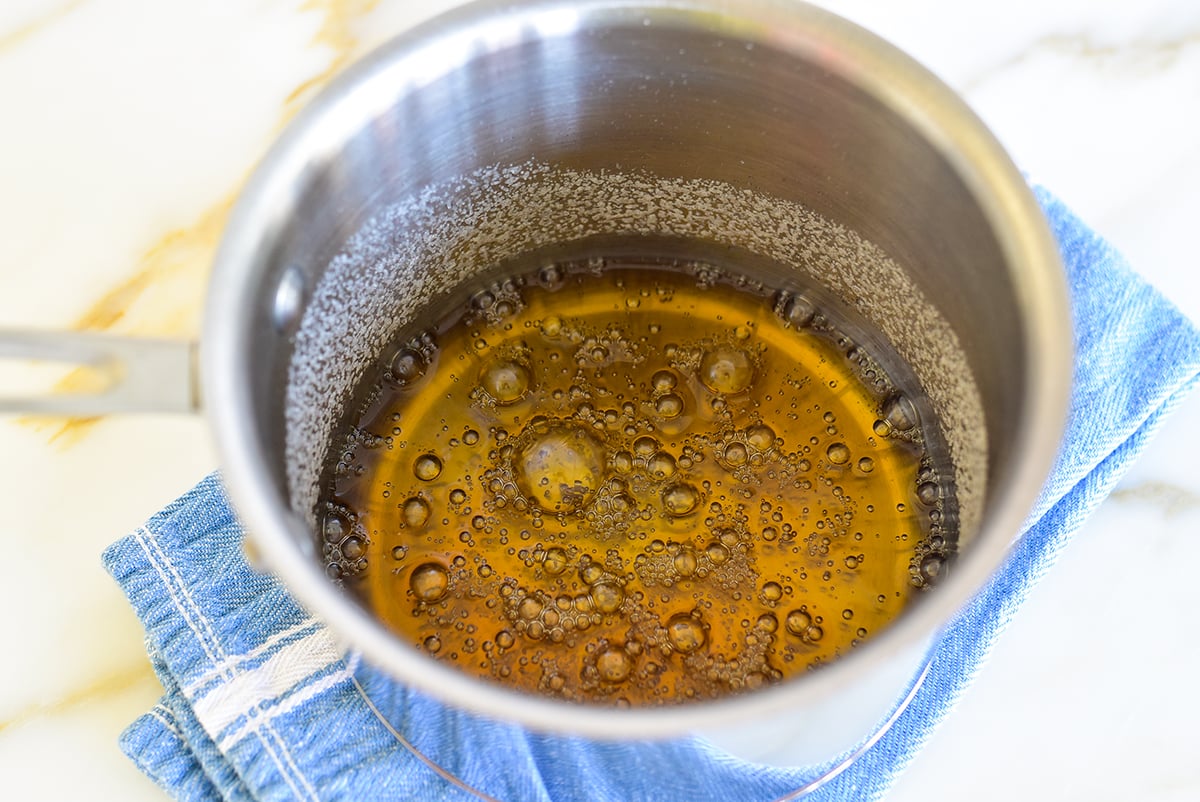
[319,260,958,707]
[661,483,701,517]
[512,422,607,514]
[826,443,850,465]
[666,612,707,653]
[389,347,427,386]
[410,562,449,602]
[413,454,443,481]
[480,358,533,405]
[655,393,684,419]
[698,345,754,395]
[594,645,633,683]
[401,497,431,528]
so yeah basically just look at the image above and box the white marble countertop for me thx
[2,1,1198,799]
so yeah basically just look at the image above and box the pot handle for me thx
[0,330,200,415]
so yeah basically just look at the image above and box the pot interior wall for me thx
[235,7,1027,580]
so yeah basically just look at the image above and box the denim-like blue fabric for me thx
[104,188,1200,801]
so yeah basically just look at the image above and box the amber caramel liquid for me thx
[321,260,951,705]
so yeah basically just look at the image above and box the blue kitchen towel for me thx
[105,188,1200,802]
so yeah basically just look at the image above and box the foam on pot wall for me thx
[285,162,985,547]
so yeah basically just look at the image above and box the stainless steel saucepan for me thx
[0,0,1070,767]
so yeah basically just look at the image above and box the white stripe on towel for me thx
[184,617,322,697]
[191,626,343,746]
[217,652,361,751]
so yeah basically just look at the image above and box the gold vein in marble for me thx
[964,29,1200,92]
[1111,480,1200,518]
[0,0,89,53]
[30,0,380,447]
[0,663,154,735]
[284,0,381,115]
